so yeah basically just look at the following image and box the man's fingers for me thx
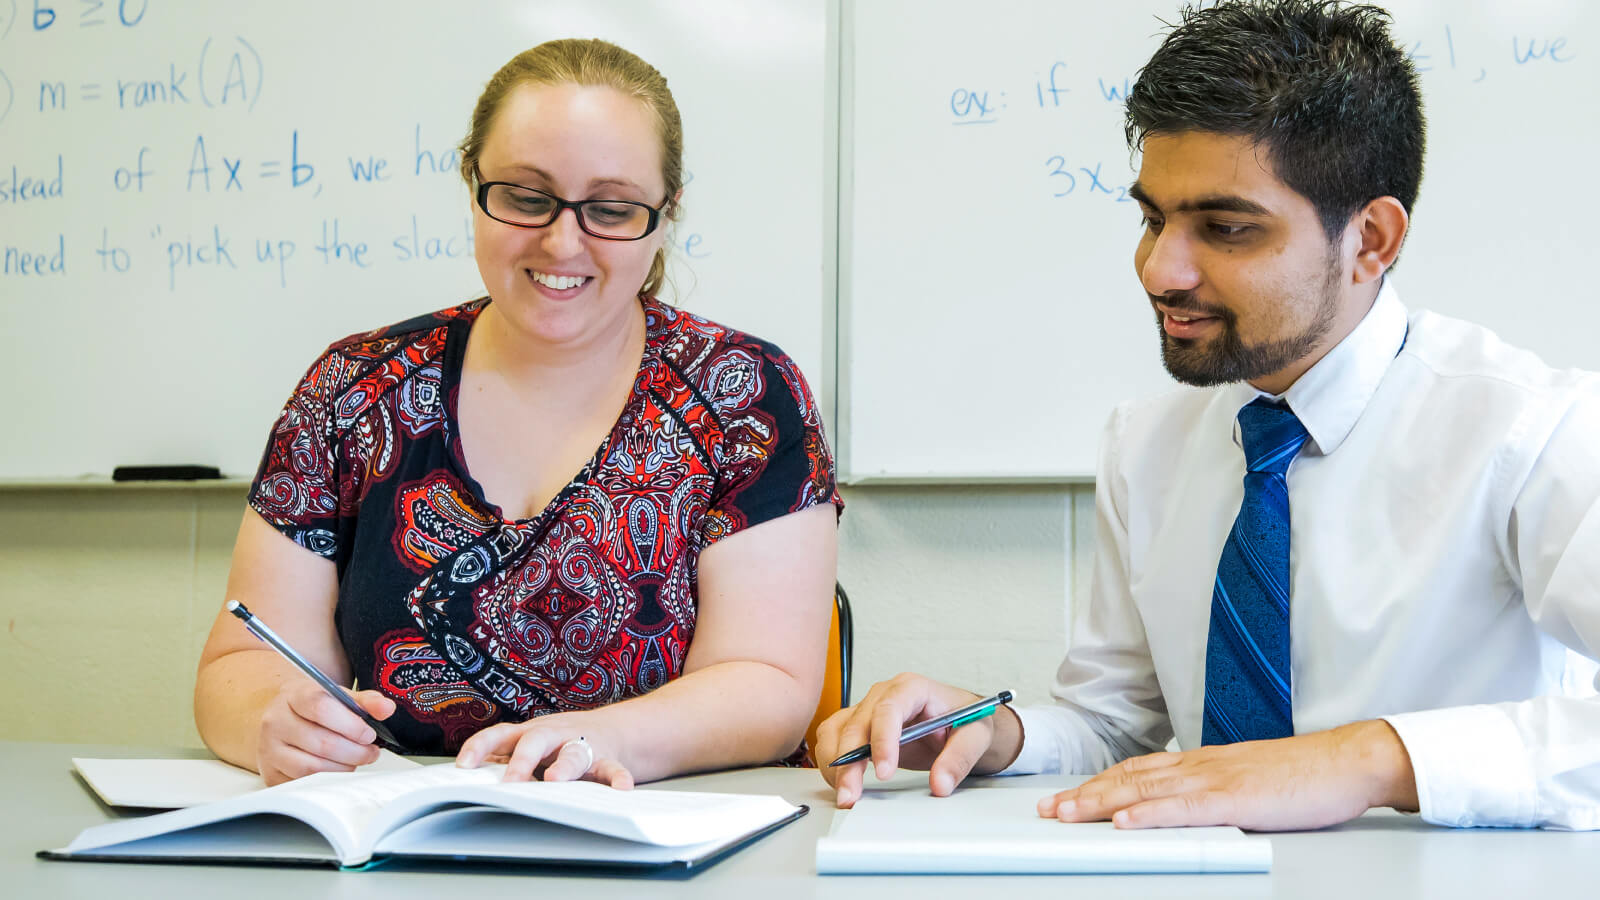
[868,700,912,780]
[1114,750,1183,774]
[814,710,849,786]
[824,701,881,790]
[927,717,993,796]
[1112,791,1232,829]
[815,675,988,806]
[1043,749,1188,816]
[833,760,868,808]
[1058,771,1198,822]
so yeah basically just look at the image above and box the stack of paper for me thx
[816,787,1272,875]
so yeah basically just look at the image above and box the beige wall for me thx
[0,484,1095,748]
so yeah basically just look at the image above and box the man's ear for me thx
[1348,196,1409,285]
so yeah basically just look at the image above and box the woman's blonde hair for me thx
[459,38,683,299]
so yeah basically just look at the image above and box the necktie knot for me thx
[1237,398,1309,475]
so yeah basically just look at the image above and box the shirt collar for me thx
[1224,278,1409,456]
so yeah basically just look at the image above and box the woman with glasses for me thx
[193,39,842,788]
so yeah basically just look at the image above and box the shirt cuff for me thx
[1383,705,1539,828]
[996,705,1062,776]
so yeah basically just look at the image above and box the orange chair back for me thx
[805,585,852,764]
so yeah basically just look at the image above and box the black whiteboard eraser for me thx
[111,465,225,482]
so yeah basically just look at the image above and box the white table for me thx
[8,741,1596,898]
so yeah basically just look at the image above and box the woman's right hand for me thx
[255,681,397,786]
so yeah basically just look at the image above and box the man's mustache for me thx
[1149,291,1232,322]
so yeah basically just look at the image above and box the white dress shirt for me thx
[1005,280,1600,830]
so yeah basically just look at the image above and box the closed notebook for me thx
[71,752,421,809]
[45,763,805,872]
[815,787,1271,875]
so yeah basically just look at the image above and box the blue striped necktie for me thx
[1202,398,1309,745]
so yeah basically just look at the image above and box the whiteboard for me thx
[841,0,1600,481]
[0,0,830,480]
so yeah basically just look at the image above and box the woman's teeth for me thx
[531,271,589,290]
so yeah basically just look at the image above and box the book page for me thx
[373,806,733,865]
[366,777,802,848]
[59,813,345,863]
[274,764,505,858]
[58,762,496,866]
[815,787,1272,874]
[72,751,420,809]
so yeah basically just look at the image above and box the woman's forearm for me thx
[578,658,819,783]
[193,648,303,771]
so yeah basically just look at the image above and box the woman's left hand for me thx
[455,712,635,788]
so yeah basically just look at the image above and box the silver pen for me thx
[227,600,402,752]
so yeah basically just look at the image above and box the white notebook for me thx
[815,787,1271,875]
[48,763,805,872]
[71,752,420,808]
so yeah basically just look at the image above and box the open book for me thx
[46,763,806,871]
[816,787,1271,874]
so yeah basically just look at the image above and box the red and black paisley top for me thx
[248,297,842,755]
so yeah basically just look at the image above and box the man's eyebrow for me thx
[1187,194,1272,216]
[1126,183,1272,217]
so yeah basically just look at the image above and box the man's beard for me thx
[1154,254,1343,387]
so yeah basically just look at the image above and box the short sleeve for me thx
[247,349,350,561]
[698,347,842,547]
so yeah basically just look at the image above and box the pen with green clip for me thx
[827,690,1014,767]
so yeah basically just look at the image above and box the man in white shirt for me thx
[816,0,1600,831]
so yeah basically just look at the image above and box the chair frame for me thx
[833,582,853,707]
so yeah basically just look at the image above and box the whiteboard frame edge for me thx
[833,0,859,484]
[0,478,253,491]
[822,0,844,454]
[840,473,1095,486]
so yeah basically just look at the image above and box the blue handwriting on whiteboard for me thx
[950,88,1000,125]
[1046,158,1134,203]
[1035,62,1069,107]
[1513,36,1574,65]
[3,235,65,276]
[31,0,148,30]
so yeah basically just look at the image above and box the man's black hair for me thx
[1126,0,1425,240]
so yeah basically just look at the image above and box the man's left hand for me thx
[1039,719,1419,831]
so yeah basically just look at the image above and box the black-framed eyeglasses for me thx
[474,176,669,241]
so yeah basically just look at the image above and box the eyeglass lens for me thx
[483,184,653,239]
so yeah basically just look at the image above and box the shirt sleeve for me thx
[247,348,351,562]
[697,346,842,548]
[1383,376,1600,830]
[1002,404,1174,775]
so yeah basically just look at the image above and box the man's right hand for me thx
[814,673,1024,808]
[256,681,396,786]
